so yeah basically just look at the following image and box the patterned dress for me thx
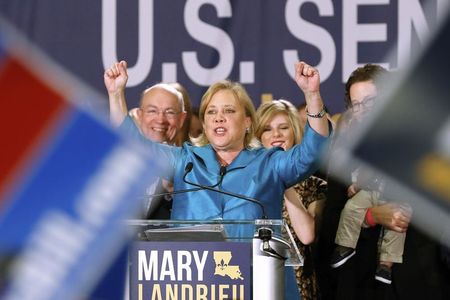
[283,175,327,300]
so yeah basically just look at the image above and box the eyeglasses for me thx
[350,97,376,113]
[143,108,180,119]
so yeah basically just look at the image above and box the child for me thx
[330,174,406,285]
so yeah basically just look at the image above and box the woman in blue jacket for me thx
[105,60,330,299]
[105,60,329,220]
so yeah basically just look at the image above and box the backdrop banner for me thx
[0,0,447,113]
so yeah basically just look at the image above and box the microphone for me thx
[182,162,268,219]
[149,163,227,198]
[184,163,287,260]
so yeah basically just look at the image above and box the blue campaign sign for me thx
[0,17,163,300]
[129,241,251,300]
[0,109,161,300]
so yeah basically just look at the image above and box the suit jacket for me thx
[143,178,172,219]
[316,163,450,300]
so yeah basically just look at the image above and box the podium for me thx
[126,219,302,300]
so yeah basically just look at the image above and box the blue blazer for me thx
[120,116,329,222]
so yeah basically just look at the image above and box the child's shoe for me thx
[330,245,356,268]
[375,264,392,284]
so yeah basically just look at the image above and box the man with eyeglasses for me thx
[317,64,450,300]
[104,60,187,219]
[105,61,187,145]
[345,65,380,121]
[93,61,189,299]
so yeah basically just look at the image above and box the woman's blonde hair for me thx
[255,99,303,145]
[191,80,259,148]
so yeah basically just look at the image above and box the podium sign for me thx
[126,219,302,300]
[129,241,251,300]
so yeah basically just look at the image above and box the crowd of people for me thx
[103,60,450,299]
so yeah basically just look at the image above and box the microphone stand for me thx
[182,169,268,219]
[149,165,226,198]
[183,162,290,297]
